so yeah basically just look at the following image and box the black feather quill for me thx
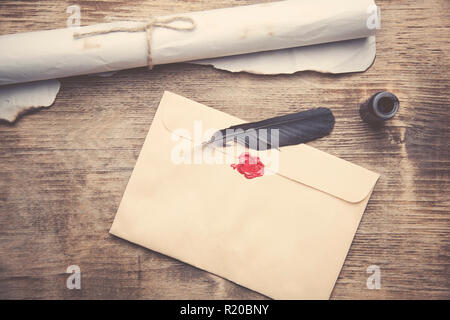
[205,108,335,150]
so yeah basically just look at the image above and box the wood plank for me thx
[0,0,449,299]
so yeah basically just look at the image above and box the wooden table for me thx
[0,0,448,300]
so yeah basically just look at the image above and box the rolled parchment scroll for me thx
[0,0,380,86]
[0,0,380,121]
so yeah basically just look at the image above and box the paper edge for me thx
[0,79,61,123]
[191,37,377,75]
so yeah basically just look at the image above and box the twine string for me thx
[73,16,196,70]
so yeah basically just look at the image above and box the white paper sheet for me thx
[0,80,60,122]
[0,0,379,121]
[193,36,376,75]
[0,0,379,86]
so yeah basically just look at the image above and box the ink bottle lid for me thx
[360,91,399,124]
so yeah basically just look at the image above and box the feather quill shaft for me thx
[205,108,335,150]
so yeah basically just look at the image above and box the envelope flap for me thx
[160,91,379,203]
[276,144,380,203]
[160,91,242,131]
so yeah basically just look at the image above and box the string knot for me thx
[73,16,196,70]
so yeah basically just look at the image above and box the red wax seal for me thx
[231,152,265,179]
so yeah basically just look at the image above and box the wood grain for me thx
[0,0,449,300]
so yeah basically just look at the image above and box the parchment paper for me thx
[193,36,376,75]
[0,80,60,122]
[0,0,379,121]
[0,0,379,86]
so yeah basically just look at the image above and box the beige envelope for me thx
[110,91,379,300]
